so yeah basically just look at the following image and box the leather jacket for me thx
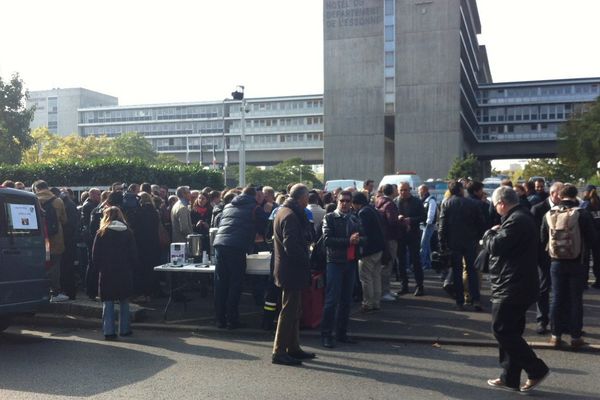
[322,210,365,264]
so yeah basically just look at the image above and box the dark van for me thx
[0,187,50,331]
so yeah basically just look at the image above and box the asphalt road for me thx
[1,326,598,400]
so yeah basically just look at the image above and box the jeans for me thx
[214,245,247,325]
[321,261,357,337]
[102,300,131,336]
[450,245,479,305]
[381,240,398,295]
[550,260,586,338]
[420,224,435,269]
[492,301,549,388]
[398,233,424,288]
[47,254,62,295]
[536,250,551,327]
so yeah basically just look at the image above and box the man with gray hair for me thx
[482,186,549,393]
[171,186,193,243]
[271,184,315,365]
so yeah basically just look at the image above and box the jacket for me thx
[395,195,426,235]
[36,189,67,255]
[540,199,598,263]
[356,205,385,257]
[273,199,311,290]
[482,206,539,304]
[322,210,365,264]
[92,221,138,301]
[438,195,485,251]
[213,194,257,251]
[170,199,193,243]
[133,204,161,272]
[375,196,402,240]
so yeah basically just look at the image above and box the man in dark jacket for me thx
[438,181,485,310]
[271,184,315,366]
[352,191,385,312]
[212,186,258,329]
[395,182,427,296]
[375,184,403,301]
[321,190,365,348]
[530,181,563,334]
[482,186,549,393]
[541,184,598,349]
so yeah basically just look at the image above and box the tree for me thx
[224,158,322,191]
[447,153,480,180]
[0,74,34,164]
[522,158,574,182]
[558,97,600,180]
[109,132,158,162]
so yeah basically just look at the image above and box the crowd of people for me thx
[2,175,599,391]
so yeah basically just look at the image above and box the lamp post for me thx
[232,85,247,187]
[222,99,228,184]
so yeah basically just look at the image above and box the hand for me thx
[491,225,501,231]
[350,232,360,245]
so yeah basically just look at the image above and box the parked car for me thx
[324,179,364,192]
[378,172,422,194]
[0,187,50,332]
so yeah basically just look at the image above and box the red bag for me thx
[300,272,325,329]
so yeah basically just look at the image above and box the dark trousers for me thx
[536,251,551,326]
[398,233,424,288]
[272,289,302,354]
[60,238,77,298]
[492,301,549,388]
[550,261,586,338]
[450,245,479,305]
[214,245,247,325]
[321,261,357,337]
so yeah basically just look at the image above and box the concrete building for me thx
[28,88,117,136]
[323,0,600,180]
[78,95,323,165]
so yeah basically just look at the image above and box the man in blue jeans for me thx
[320,190,365,348]
[418,184,437,270]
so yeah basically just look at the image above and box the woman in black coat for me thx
[133,192,161,299]
[92,206,138,339]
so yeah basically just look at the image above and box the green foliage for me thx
[447,153,480,181]
[522,158,575,182]
[109,132,158,162]
[0,158,223,189]
[0,74,34,164]
[225,158,322,191]
[558,97,600,180]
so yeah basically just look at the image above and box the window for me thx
[385,26,394,42]
[385,52,394,67]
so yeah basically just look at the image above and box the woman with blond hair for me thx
[92,206,138,340]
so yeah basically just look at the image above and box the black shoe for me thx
[337,335,358,344]
[455,304,464,311]
[414,286,425,297]
[397,286,409,296]
[104,334,118,341]
[120,331,133,337]
[442,284,455,298]
[321,336,336,348]
[272,353,302,366]
[288,350,316,360]
[536,323,549,335]
[227,321,246,330]
[216,321,227,329]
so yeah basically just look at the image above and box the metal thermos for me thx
[209,228,218,259]
[186,234,202,261]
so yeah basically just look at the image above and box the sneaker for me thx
[520,370,550,393]
[381,293,396,302]
[413,286,425,297]
[570,337,585,350]
[396,286,409,296]
[50,293,70,303]
[486,378,518,392]
[549,335,562,349]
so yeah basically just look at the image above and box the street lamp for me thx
[231,85,248,187]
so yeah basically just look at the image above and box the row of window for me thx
[479,84,599,104]
[478,103,590,122]
[150,133,323,150]
[479,123,560,134]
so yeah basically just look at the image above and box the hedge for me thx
[0,158,224,189]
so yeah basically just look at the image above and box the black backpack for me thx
[41,197,60,236]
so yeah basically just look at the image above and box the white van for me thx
[378,173,422,194]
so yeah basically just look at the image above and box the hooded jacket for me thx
[92,220,138,301]
[213,194,257,251]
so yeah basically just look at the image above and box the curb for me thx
[14,313,600,353]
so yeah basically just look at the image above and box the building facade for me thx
[28,88,117,136]
[78,95,324,165]
[323,0,600,180]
